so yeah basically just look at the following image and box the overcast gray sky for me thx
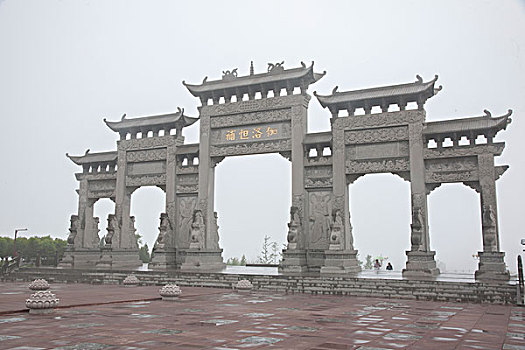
[1,0,524,273]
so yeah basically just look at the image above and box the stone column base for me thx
[96,248,142,270]
[59,248,100,269]
[475,251,510,282]
[149,248,177,270]
[320,249,361,275]
[279,249,308,274]
[402,250,440,278]
[177,248,225,271]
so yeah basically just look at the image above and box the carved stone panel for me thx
[345,126,408,145]
[210,139,292,157]
[347,141,409,160]
[346,158,410,174]
[118,135,175,151]
[127,161,166,176]
[205,95,292,116]
[305,166,333,189]
[210,108,291,128]
[126,148,167,162]
[211,121,291,146]
[341,110,424,129]
[176,165,199,175]
[176,196,197,248]
[126,174,166,187]
[308,191,332,250]
[87,179,116,199]
[424,157,478,183]
[176,174,199,194]
[423,143,505,159]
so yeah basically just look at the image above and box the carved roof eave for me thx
[104,110,198,133]
[314,75,440,111]
[66,151,117,165]
[183,62,325,99]
[423,110,512,138]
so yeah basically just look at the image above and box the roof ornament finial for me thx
[503,109,513,118]
[222,68,238,81]
[121,113,126,121]
[332,86,339,95]
[177,107,184,115]
[84,149,90,155]
[250,61,254,76]
[415,75,423,83]
[300,61,306,68]
[202,76,208,84]
[267,61,285,74]
[483,109,492,118]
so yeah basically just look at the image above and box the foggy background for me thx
[1,0,524,273]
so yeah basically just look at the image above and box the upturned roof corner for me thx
[314,75,441,115]
[103,107,198,134]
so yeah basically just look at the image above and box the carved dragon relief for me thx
[210,109,291,129]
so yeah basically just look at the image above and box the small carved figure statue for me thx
[67,215,80,245]
[267,61,285,73]
[155,213,171,250]
[222,68,238,79]
[330,210,343,246]
[91,217,100,247]
[105,214,119,245]
[410,208,424,251]
[482,205,498,251]
[190,210,205,249]
[287,207,300,247]
[482,205,496,228]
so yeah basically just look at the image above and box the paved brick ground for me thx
[0,281,524,349]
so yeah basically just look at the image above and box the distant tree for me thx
[0,235,66,265]
[139,243,150,263]
[240,254,247,266]
[364,254,373,270]
[226,257,241,265]
[257,235,273,264]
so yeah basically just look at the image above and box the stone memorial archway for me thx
[62,62,512,281]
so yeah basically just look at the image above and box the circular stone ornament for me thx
[159,284,182,301]
[122,275,140,286]
[235,279,253,293]
[28,279,50,291]
[26,290,59,315]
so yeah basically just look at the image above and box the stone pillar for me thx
[475,154,509,281]
[149,140,178,269]
[75,178,89,248]
[280,96,309,273]
[320,117,360,274]
[82,199,100,249]
[179,108,224,271]
[403,113,439,277]
[97,143,141,269]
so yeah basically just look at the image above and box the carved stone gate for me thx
[61,62,512,281]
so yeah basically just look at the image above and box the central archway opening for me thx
[428,183,481,274]
[130,186,166,259]
[215,153,291,265]
[349,173,411,271]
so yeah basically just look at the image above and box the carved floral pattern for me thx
[126,148,167,162]
[126,174,166,187]
[210,109,291,128]
[346,158,409,174]
[345,126,408,144]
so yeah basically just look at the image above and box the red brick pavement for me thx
[0,281,524,349]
